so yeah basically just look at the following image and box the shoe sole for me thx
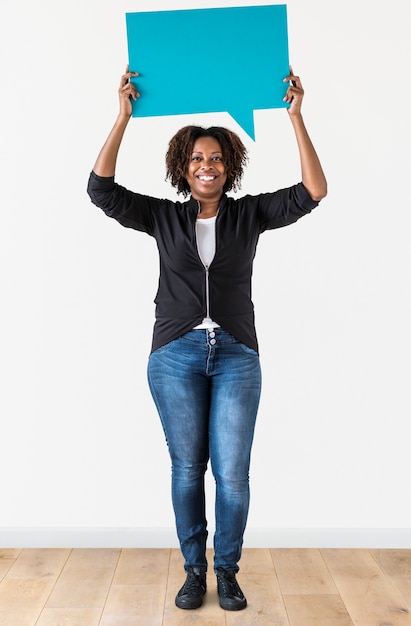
[175,598,204,609]
[219,598,247,611]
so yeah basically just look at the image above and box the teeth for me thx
[199,176,215,181]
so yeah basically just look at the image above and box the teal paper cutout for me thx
[126,5,290,140]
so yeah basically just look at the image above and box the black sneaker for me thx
[175,566,207,609]
[216,568,247,611]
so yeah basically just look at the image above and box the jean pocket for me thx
[151,339,176,356]
[239,343,259,356]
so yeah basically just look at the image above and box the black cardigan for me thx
[87,171,319,353]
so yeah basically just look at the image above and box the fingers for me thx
[119,66,140,101]
[119,67,139,87]
[283,69,301,88]
[124,64,139,79]
[283,68,303,105]
[282,83,303,103]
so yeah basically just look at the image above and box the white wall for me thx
[1,0,410,548]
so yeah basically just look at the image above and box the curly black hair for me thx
[165,126,248,197]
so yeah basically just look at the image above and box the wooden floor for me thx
[1,548,411,625]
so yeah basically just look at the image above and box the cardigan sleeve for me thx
[257,182,319,232]
[87,171,159,235]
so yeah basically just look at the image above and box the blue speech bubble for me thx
[126,5,290,140]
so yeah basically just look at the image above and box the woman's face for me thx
[186,136,227,202]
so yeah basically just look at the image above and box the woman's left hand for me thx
[283,67,304,117]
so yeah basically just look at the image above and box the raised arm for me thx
[283,68,327,202]
[92,66,140,177]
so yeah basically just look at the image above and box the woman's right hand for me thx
[118,65,140,118]
[92,66,140,176]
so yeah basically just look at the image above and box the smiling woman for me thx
[165,125,248,202]
[87,66,326,613]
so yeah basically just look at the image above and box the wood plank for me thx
[271,548,339,595]
[0,549,22,559]
[0,549,71,626]
[0,549,22,580]
[99,549,171,625]
[35,608,102,626]
[100,584,165,626]
[283,594,354,626]
[372,549,411,612]
[112,548,170,585]
[6,548,70,580]
[162,548,225,625]
[240,547,277,574]
[0,578,58,626]
[45,548,120,610]
[322,548,411,626]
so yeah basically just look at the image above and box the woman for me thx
[87,66,327,612]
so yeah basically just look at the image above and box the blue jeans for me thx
[147,328,262,573]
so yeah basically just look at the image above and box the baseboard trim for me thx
[1,528,410,549]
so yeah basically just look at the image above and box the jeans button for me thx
[210,338,216,345]
[209,331,216,338]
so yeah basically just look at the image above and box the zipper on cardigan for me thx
[195,200,219,320]
[205,265,210,319]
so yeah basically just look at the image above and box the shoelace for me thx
[218,572,243,597]
[181,572,204,596]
